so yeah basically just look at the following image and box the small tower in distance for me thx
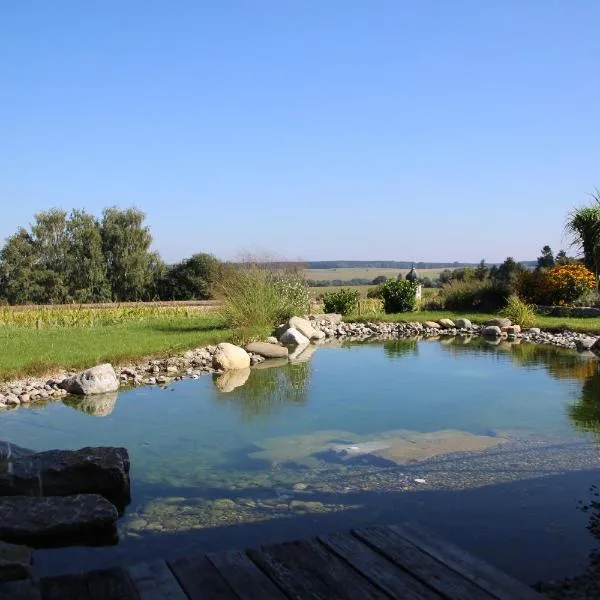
[398,262,422,302]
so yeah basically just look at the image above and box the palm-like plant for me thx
[565,189,600,278]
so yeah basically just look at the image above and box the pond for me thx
[2,337,600,584]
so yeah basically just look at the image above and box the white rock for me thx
[60,364,120,396]
[279,327,310,346]
[289,316,324,340]
[212,343,251,370]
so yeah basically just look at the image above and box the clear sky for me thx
[1,1,599,264]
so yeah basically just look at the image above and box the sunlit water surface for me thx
[2,338,600,583]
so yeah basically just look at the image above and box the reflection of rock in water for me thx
[250,428,508,467]
[289,343,318,363]
[214,368,251,393]
[63,392,118,417]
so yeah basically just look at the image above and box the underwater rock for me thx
[0,494,118,547]
[0,446,130,509]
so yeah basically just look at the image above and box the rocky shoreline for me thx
[0,314,598,410]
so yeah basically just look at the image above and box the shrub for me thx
[546,264,596,305]
[216,262,309,331]
[500,295,537,328]
[322,288,359,315]
[440,280,509,312]
[379,279,417,313]
[367,285,384,299]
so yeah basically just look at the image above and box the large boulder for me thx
[0,494,118,547]
[454,318,472,329]
[504,325,521,335]
[438,318,455,329]
[60,364,119,396]
[486,317,511,328]
[214,368,251,393]
[0,442,34,461]
[245,342,289,359]
[0,446,130,509]
[289,316,325,340]
[0,541,32,582]
[212,343,251,370]
[423,321,441,329]
[482,325,502,337]
[279,327,310,346]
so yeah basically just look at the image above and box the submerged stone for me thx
[0,494,118,547]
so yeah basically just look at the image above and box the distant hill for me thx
[305,260,536,269]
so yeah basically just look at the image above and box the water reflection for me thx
[62,392,119,417]
[383,338,419,359]
[213,361,311,419]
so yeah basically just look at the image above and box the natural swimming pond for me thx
[2,337,600,584]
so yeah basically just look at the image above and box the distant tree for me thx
[101,207,156,301]
[162,253,221,300]
[372,275,387,285]
[0,228,43,304]
[65,209,110,302]
[420,276,434,288]
[536,245,555,270]
[490,257,526,286]
[474,259,488,281]
[438,269,453,285]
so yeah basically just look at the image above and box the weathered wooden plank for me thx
[168,555,238,600]
[85,568,139,600]
[127,560,187,600]
[354,526,495,600]
[40,573,91,600]
[247,539,389,600]
[318,532,443,600]
[207,550,287,600]
[390,524,544,600]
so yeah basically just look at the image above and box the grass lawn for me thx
[347,310,600,335]
[0,315,231,380]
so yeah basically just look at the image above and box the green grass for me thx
[0,315,231,380]
[346,309,600,334]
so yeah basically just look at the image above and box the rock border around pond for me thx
[0,314,598,411]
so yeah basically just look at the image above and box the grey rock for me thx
[60,364,119,396]
[438,318,455,329]
[0,579,41,599]
[289,316,325,340]
[0,446,130,508]
[454,318,472,329]
[245,342,289,359]
[212,343,251,370]
[0,442,34,461]
[279,327,310,347]
[482,325,502,337]
[0,540,32,582]
[66,392,118,417]
[486,317,512,328]
[528,327,541,334]
[575,338,597,352]
[0,494,118,547]
[266,336,279,344]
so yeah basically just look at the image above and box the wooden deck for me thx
[36,523,544,600]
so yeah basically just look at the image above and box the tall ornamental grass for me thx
[216,262,309,332]
[500,295,537,328]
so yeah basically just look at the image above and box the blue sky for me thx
[1,1,599,263]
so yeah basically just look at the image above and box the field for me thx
[304,267,445,282]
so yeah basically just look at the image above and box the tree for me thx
[101,207,156,301]
[536,245,555,270]
[65,210,110,302]
[372,275,387,285]
[0,228,43,304]
[162,253,220,300]
[474,259,488,281]
[490,257,526,286]
[565,192,600,276]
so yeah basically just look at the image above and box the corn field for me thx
[0,303,216,329]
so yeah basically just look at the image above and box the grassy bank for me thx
[0,315,231,380]
[346,310,600,335]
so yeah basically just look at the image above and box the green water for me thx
[2,337,600,583]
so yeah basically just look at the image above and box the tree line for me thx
[0,207,220,304]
